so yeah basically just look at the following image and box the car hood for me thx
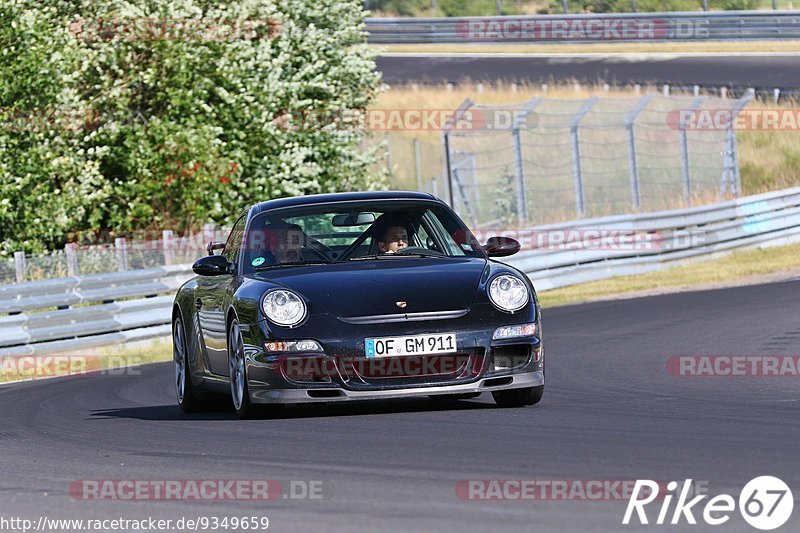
[251,257,487,318]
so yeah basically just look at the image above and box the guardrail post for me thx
[625,94,655,211]
[65,243,79,277]
[162,230,175,266]
[115,237,128,271]
[570,96,598,218]
[14,251,26,283]
[680,96,707,207]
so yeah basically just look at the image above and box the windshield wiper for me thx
[348,253,441,261]
[253,260,332,269]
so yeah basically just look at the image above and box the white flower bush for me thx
[0,0,383,255]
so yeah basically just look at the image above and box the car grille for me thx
[338,349,486,390]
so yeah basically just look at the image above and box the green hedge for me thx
[0,0,383,255]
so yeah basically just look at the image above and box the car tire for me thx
[492,385,544,408]
[228,318,258,419]
[173,315,205,413]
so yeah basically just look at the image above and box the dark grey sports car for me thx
[172,191,544,417]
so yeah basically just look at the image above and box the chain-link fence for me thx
[394,93,753,228]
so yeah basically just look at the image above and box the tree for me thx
[0,0,384,255]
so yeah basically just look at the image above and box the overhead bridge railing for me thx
[502,187,800,291]
[0,265,193,356]
[366,11,800,44]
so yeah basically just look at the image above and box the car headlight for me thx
[488,275,529,313]
[262,290,307,327]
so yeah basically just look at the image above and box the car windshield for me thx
[239,201,484,273]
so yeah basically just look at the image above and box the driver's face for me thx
[379,226,408,254]
[276,229,302,262]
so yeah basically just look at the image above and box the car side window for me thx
[423,210,465,256]
[223,215,246,266]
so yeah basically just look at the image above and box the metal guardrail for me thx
[2,187,800,355]
[366,11,800,43]
[0,265,192,356]
[504,186,800,290]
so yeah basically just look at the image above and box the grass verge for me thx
[537,241,800,308]
[0,337,171,383]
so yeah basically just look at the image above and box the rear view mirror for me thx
[484,236,521,258]
[332,212,376,227]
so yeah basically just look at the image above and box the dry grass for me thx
[538,241,800,308]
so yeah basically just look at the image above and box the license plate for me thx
[365,333,457,358]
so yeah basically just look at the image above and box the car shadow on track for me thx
[89,396,506,421]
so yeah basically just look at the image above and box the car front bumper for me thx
[248,369,544,404]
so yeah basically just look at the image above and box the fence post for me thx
[14,251,26,283]
[441,99,474,208]
[570,96,599,217]
[162,230,175,266]
[510,97,542,226]
[384,132,393,172]
[65,243,79,277]
[561,0,567,13]
[625,94,655,211]
[452,166,477,228]
[413,138,423,192]
[115,237,128,271]
[680,96,707,206]
[724,94,754,196]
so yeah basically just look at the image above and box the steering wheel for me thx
[394,246,445,257]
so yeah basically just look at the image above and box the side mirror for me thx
[193,255,234,276]
[483,236,521,258]
[207,240,226,256]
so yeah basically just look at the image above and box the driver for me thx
[377,222,409,254]
[274,224,304,263]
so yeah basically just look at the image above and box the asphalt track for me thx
[377,53,800,91]
[1,279,800,532]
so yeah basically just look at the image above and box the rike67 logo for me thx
[623,477,793,530]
